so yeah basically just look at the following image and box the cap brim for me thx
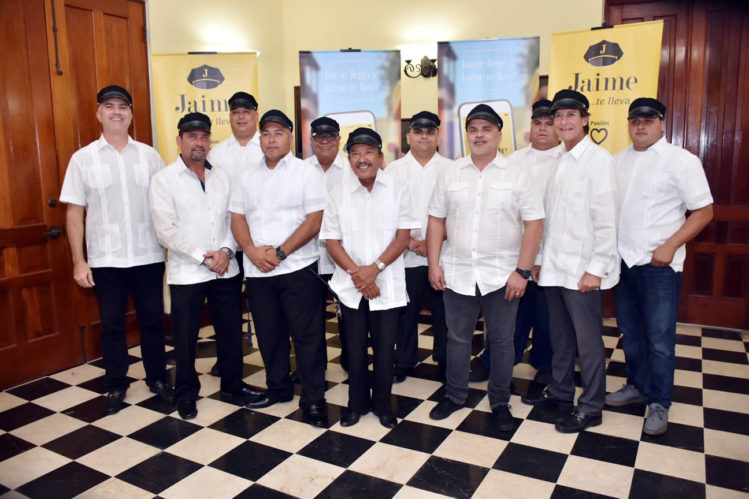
[465,112,502,129]
[551,98,586,112]
[179,121,211,133]
[312,125,339,136]
[531,106,553,118]
[628,106,664,119]
[409,118,439,129]
[98,91,131,105]
[345,135,381,152]
[229,99,257,110]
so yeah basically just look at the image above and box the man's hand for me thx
[409,238,427,257]
[349,264,379,292]
[428,264,446,291]
[247,245,280,273]
[360,282,381,300]
[531,265,541,282]
[203,250,230,276]
[578,272,602,293]
[73,260,95,288]
[651,242,677,267]
[505,271,528,301]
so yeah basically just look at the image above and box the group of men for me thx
[61,83,712,437]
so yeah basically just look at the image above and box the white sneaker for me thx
[643,403,668,436]
[605,384,646,407]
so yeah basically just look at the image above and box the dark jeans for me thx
[169,275,244,402]
[246,264,326,409]
[91,262,168,392]
[444,287,519,409]
[396,266,447,370]
[341,300,399,415]
[614,262,682,408]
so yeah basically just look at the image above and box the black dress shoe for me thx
[468,364,490,382]
[377,412,398,429]
[178,399,197,420]
[521,388,571,406]
[209,362,220,377]
[429,398,464,420]
[149,380,175,403]
[491,405,515,432]
[555,409,602,433]
[221,382,266,401]
[289,371,300,384]
[105,390,126,415]
[393,368,407,384]
[247,393,292,409]
[302,403,329,428]
[340,409,365,427]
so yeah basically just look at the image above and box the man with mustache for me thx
[149,112,262,420]
[60,85,173,416]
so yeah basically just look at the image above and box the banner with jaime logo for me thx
[549,21,663,154]
[151,53,258,163]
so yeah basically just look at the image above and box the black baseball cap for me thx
[97,85,132,106]
[465,104,503,131]
[228,91,258,111]
[344,127,382,152]
[178,112,212,134]
[260,109,293,131]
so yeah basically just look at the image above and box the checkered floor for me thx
[1,310,747,499]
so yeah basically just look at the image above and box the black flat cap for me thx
[97,85,132,106]
[551,89,589,112]
[531,99,553,118]
[260,109,293,131]
[628,97,666,119]
[229,91,258,110]
[311,116,340,136]
[409,111,440,129]
[345,127,382,152]
[465,104,503,130]
[178,112,212,134]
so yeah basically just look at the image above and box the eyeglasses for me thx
[312,134,338,142]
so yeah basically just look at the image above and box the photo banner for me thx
[549,21,663,154]
[151,53,258,163]
[437,37,540,160]
[299,50,401,164]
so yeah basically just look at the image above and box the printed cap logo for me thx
[187,65,225,89]
[583,40,623,67]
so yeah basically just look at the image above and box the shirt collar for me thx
[313,153,347,171]
[405,150,442,169]
[263,150,294,170]
[97,134,135,151]
[647,136,668,156]
[564,135,592,160]
[176,155,212,172]
[461,151,507,170]
[346,166,391,193]
[228,132,260,148]
[531,143,564,159]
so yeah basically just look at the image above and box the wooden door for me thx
[0,0,80,388]
[607,0,749,329]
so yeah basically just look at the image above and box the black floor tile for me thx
[136,394,178,414]
[675,334,702,346]
[701,348,748,365]
[601,325,620,337]
[7,377,70,401]
[286,403,342,428]
[209,408,280,439]
[43,424,121,459]
[411,362,444,382]
[128,416,202,449]
[641,421,704,453]
[457,409,520,441]
[705,454,749,492]
[235,483,296,498]
[701,328,742,341]
[407,456,488,499]
[195,340,218,359]
[602,403,646,417]
[88,354,141,370]
[629,469,705,498]
[551,484,616,498]
[428,386,485,408]
[62,395,120,423]
[702,373,749,395]
[0,433,35,462]
[606,361,627,377]
[0,483,8,494]
[389,394,424,419]
[76,375,137,395]
[239,363,264,378]
[0,402,54,431]
[703,407,749,435]
[17,461,108,499]
[671,385,703,406]
[208,441,291,481]
[298,431,374,468]
[380,420,451,453]
[525,403,574,425]
[317,470,401,499]
[117,451,202,494]
[494,442,567,482]
[570,431,639,467]
[674,357,702,372]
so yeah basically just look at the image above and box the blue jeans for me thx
[614,262,682,408]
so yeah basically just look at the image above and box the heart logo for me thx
[590,128,608,144]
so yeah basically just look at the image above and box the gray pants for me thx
[544,287,605,416]
[444,286,519,409]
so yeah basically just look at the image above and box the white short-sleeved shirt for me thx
[507,143,564,198]
[386,151,451,268]
[428,153,544,296]
[320,170,419,310]
[60,135,165,268]
[229,151,327,278]
[149,156,239,285]
[615,137,713,272]
[306,153,350,275]
[538,136,620,290]
[207,133,262,185]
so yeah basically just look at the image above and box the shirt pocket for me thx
[133,163,151,187]
[87,164,112,189]
[446,181,469,209]
[487,182,514,209]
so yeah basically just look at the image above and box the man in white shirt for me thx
[60,85,173,416]
[305,116,349,372]
[230,110,330,427]
[606,98,713,436]
[387,111,450,383]
[149,112,265,420]
[320,128,418,428]
[521,90,619,433]
[426,104,544,431]
[470,100,562,385]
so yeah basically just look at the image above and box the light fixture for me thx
[404,56,438,78]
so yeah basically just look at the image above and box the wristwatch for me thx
[275,246,287,261]
[220,247,235,259]
[515,267,531,279]
[374,259,386,272]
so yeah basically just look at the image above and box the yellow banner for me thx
[151,53,258,164]
[549,21,663,154]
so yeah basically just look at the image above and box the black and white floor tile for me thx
[1,310,747,498]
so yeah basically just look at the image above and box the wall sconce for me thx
[404,56,438,78]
